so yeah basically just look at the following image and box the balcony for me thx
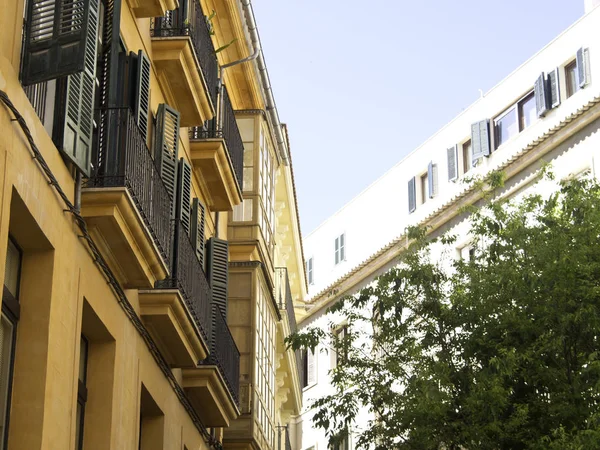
[82,108,171,288]
[127,0,177,18]
[189,86,243,211]
[151,1,218,126]
[183,305,240,426]
[143,219,212,365]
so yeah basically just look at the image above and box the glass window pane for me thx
[566,61,579,98]
[462,141,472,174]
[79,337,88,384]
[494,107,518,147]
[4,240,21,299]
[519,93,536,130]
[0,314,15,447]
[243,168,254,191]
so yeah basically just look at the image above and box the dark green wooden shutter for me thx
[535,73,549,118]
[21,0,95,85]
[176,158,192,236]
[134,50,151,143]
[548,68,561,109]
[408,177,416,213]
[576,47,588,89]
[155,104,180,218]
[207,238,229,319]
[427,161,438,198]
[471,119,490,164]
[191,198,207,269]
[60,0,99,176]
[447,145,458,181]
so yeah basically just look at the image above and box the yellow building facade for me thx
[0,0,304,449]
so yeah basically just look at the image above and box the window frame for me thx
[334,234,346,266]
[565,59,579,98]
[419,173,428,205]
[303,348,317,390]
[306,257,314,285]
[0,236,22,450]
[493,90,536,150]
[461,140,472,175]
[333,325,348,368]
[76,335,89,450]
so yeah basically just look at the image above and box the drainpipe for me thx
[74,171,82,213]
[237,0,290,165]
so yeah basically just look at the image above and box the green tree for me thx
[288,174,600,449]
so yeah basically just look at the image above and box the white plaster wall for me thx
[300,8,600,450]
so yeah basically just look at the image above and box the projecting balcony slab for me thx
[190,139,243,211]
[151,37,214,127]
[127,0,178,17]
[182,367,240,427]
[80,188,168,289]
[138,290,209,366]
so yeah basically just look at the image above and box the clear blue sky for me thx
[251,0,584,234]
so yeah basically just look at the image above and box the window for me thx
[566,60,578,98]
[0,238,22,450]
[494,92,536,148]
[334,234,345,265]
[494,106,517,147]
[518,92,536,131]
[331,430,350,450]
[306,258,314,285]
[420,173,428,204]
[76,335,89,450]
[255,284,276,448]
[303,349,317,388]
[462,140,472,174]
[333,325,348,368]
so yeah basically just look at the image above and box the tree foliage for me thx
[288,175,600,449]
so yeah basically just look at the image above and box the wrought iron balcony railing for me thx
[86,107,172,266]
[274,267,304,386]
[151,0,219,109]
[156,219,212,344]
[201,304,240,404]
[189,85,244,191]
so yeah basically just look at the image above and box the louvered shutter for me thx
[176,158,192,236]
[340,234,345,261]
[207,238,229,319]
[427,161,438,198]
[535,73,549,118]
[21,0,95,85]
[408,177,416,213]
[577,47,589,88]
[60,0,99,176]
[190,198,206,268]
[447,145,458,181]
[134,50,151,143]
[155,104,180,218]
[471,119,490,164]
[307,349,316,385]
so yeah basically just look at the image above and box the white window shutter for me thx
[307,349,316,385]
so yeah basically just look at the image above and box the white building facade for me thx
[297,4,600,449]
